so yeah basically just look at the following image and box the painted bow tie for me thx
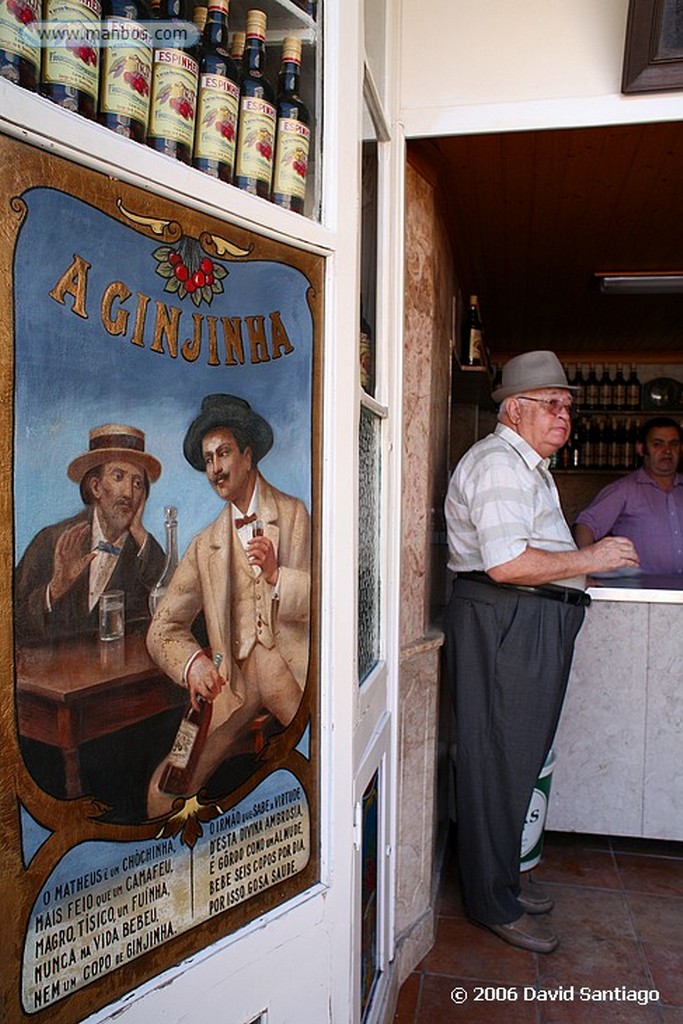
[234,513,258,531]
[94,540,122,556]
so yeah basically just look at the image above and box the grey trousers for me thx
[445,575,586,925]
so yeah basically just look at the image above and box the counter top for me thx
[587,572,683,603]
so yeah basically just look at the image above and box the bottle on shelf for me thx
[229,29,245,70]
[583,417,600,469]
[41,0,101,119]
[568,417,585,469]
[612,363,627,411]
[599,364,613,411]
[98,0,154,142]
[0,0,40,91]
[606,417,617,469]
[459,294,484,367]
[192,0,240,182]
[626,364,641,410]
[293,0,316,16]
[271,35,311,214]
[574,363,586,409]
[159,651,222,795]
[612,417,627,470]
[148,505,179,615]
[234,9,276,199]
[584,363,599,411]
[147,0,199,164]
[624,418,638,469]
[596,417,609,470]
[193,3,207,39]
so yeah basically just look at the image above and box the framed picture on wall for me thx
[622,0,683,93]
[1,132,322,1024]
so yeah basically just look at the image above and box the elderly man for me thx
[146,393,310,817]
[15,423,164,644]
[444,350,638,953]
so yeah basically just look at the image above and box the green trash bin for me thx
[520,749,556,872]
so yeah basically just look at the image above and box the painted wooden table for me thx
[15,630,186,798]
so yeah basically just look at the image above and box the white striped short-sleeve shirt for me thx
[445,423,580,581]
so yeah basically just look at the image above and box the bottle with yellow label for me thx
[459,295,484,367]
[234,9,275,198]
[271,36,310,215]
[0,0,40,90]
[147,0,198,164]
[41,0,101,118]
[193,0,240,182]
[98,0,153,141]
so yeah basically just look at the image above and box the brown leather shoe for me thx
[483,913,558,953]
[518,873,554,915]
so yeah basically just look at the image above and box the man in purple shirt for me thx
[574,417,683,575]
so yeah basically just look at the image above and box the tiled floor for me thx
[394,830,683,1023]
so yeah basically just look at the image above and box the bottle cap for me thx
[246,9,267,39]
[230,30,245,57]
[193,4,208,30]
[208,0,229,13]
[281,35,302,64]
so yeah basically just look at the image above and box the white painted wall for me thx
[400,0,683,137]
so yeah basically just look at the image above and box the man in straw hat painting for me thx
[444,351,639,955]
[15,423,165,644]
[146,394,311,818]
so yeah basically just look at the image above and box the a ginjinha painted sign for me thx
[1,134,321,1023]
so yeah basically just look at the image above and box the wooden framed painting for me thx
[0,131,322,1023]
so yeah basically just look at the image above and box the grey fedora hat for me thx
[183,394,274,470]
[492,350,576,403]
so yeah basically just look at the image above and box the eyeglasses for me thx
[516,396,575,417]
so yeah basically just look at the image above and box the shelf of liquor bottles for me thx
[0,0,321,219]
[552,362,683,473]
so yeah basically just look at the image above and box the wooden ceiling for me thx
[410,120,683,365]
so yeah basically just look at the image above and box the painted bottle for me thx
[148,505,179,616]
[159,652,222,796]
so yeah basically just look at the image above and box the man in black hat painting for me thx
[15,423,165,643]
[444,351,639,954]
[146,394,310,817]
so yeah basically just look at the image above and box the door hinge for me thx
[353,800,362,850]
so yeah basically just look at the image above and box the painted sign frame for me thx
[0,132,322,1023]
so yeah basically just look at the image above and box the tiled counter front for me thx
[547,586,683,840]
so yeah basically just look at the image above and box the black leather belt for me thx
[455,571,591,607]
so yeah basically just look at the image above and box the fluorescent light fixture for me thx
[596,272,683,294]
